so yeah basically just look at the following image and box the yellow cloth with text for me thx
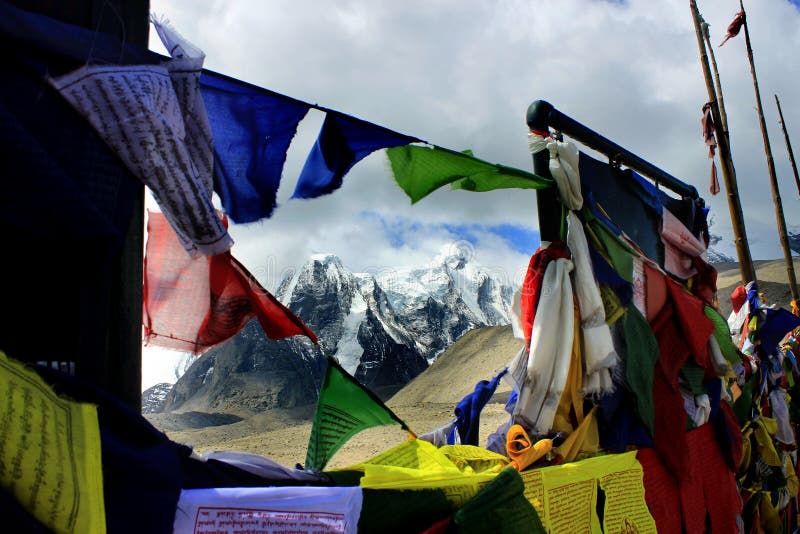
[0,351,105,534]
[520,451,655,534]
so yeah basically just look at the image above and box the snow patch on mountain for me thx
[336,294,366,374]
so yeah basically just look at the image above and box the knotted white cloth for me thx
[567,211,618,395]
[513,258,575,434]
[528,133,618,399]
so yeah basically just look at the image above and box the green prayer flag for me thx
[453,467,545,533]
[734,375,755,426]
[704,306,741,367]
[680,362,706,395]
[306,356,413,470]
[583,209,635,283]
[622,306,659,434]
[386,144,551,203]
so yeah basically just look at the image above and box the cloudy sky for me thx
[147,0,800,290]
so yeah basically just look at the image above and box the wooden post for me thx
[775,94,800,199]
[740,1,799,303]
[700,16,730,143]
[689,0,756,285]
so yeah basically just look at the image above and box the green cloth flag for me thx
[704,305,741,367]
[453,467,545,533]
[583,208,635,283]
[622,306,659,434]
[386,144,551,203]
[306,356,413,470]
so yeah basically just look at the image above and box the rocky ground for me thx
[715,258,800,317]
[146,325,520,469]
[146,258,800,469]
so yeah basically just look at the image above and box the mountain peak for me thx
[308,253,343,266]
[432,241,476,272]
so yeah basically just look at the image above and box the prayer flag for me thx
[449,368,508,446]
[201,251,317,346]
[701,103,720,195]
[753,308,800,356]
[519,242,570,348]
[453,467,545,533]
[306,356,413,470]
[0,351,106,534]
[622,306,659,435]
[144,211,316,354]
[387,145,550,203]
[200,74,310,223]
[719,10,745,47]
[49,64,232,256]
[293,112,419,199]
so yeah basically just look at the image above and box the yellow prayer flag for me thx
[521,451,655,534]
[0,352,105,533]
[350,440,500,506]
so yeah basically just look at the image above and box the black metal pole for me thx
[527,99,703,245]
[527,100,561,244]
[527,100,699,200]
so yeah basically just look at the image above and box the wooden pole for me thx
[690,0,756,285]
[700,16,730,143]
[775,94,800,199]
[740,0,800,303]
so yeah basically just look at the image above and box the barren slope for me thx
[149,325,521,469]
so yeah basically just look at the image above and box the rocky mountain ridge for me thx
[155,249,516,413]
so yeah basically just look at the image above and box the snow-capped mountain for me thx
[141,382,173,414]
[706,233,736,264]
[154,249,516,413]
[275,250,515,387]
[789,232,800,256]
[706,247,736,264]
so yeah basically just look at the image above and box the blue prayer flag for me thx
[448,368,508,446]
[201,75,310,223]
[292,112,419,199]
[757,308,800,356]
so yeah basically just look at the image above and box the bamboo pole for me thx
[775,94,800,199]
[690,0,756,285]
[700,17,730,143]
[740,0,799,303]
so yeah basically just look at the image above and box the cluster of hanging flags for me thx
[42,18,551,355]
[301,130,800,532]
[51,17,549,258]
[12,4,800,532]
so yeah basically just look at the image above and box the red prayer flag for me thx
[519,241,569,348]
[719,10,745,47]
[709,162,720,195]
[701,102,720,196]
[200,252,317,346]
[144,211,316,354]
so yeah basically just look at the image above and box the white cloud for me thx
[148,0,800,279]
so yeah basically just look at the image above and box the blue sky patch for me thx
[487,224,539,254]
[441,224,480,245]
[358,211,539,254]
